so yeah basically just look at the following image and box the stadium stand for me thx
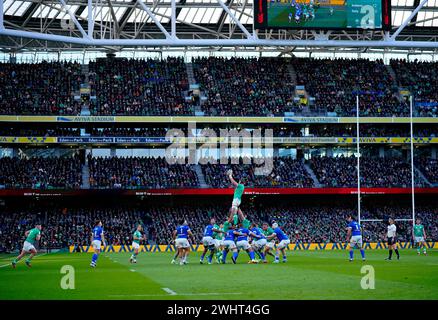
[0,156,82,189]
[89,57,192,116]
[0,202,436,251]
[0,61,83,115]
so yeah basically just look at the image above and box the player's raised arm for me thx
[227,169,239,187]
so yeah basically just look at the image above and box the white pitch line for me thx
[109,292,243,298]
[162,287,177,295]
[0,253,48,268]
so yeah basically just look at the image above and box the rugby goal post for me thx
[355,95,416,228]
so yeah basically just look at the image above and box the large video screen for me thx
[254,0,391,30]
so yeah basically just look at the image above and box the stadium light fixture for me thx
[58,0,89,39]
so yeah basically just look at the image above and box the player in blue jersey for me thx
[250,222,267,263]
[266,222,290,263]
[294,3,302,24]
[172,219,195,266]
[90,220,106,268]
[221,225,239,264]
[346,215,366,262]
[233,224,257,264]
[200,218,223,264]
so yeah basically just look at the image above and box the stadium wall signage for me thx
[69,242,438,253]
[0,116,437,124]
[0,188,437,197]
[2,136,438,145]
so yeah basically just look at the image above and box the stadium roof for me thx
[1,0,438,53]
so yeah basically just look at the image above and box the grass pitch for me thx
[0,250,437,300]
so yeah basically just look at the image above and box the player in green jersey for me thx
[130,224,144,263]
[262,222,276,260]
[213,223,225,263]
[227,169,246,217]
[413,218,427,255]
[12,224,42,268]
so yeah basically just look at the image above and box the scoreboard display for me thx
[254,0,391,30]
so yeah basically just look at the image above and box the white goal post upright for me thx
[356,95,361,225]
[360,96,416,228]
[410,95,416,228]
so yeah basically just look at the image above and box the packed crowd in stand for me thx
[390,59,438,117]
[0,61,83,115]
[1,202,436,252]
[87,155,199,189]
[308,156,427,187]
[293,58,408,117]
[193,57,301,116]
[201,157,314,188]
[1,58,437,117]
[415,156,438,184]
[0,156,82,189]
[0,154,437,189]
[89,57,191,116]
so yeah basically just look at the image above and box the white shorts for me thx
[252,238,267,251]
[214,239,223,248]
[202,236,215,247]
[414,236,425,243]
[175,238,190,248]
[232,198,241,208]
[92,240,102,250]
[132,242,140,250]
[236,240,251,250]
[23,241,36,252]
[265,241,275,249]
[350,235,363,248]
[277,239,291,249]
[223,240,236,250]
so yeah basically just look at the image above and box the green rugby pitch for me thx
[0,250,437,300]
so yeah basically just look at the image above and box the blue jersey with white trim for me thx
[203,224,214,237]
[93,226,103,241]
[348,221,362,236]
[236,228,250,242]
[251,227,265,240]
[273,227,289,241]
[176,225,190,239]
[224,229,235,241]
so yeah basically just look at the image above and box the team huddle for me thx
[9,170,430,269]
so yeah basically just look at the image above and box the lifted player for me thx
[227,169,246,218]
[12,223,42,268]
